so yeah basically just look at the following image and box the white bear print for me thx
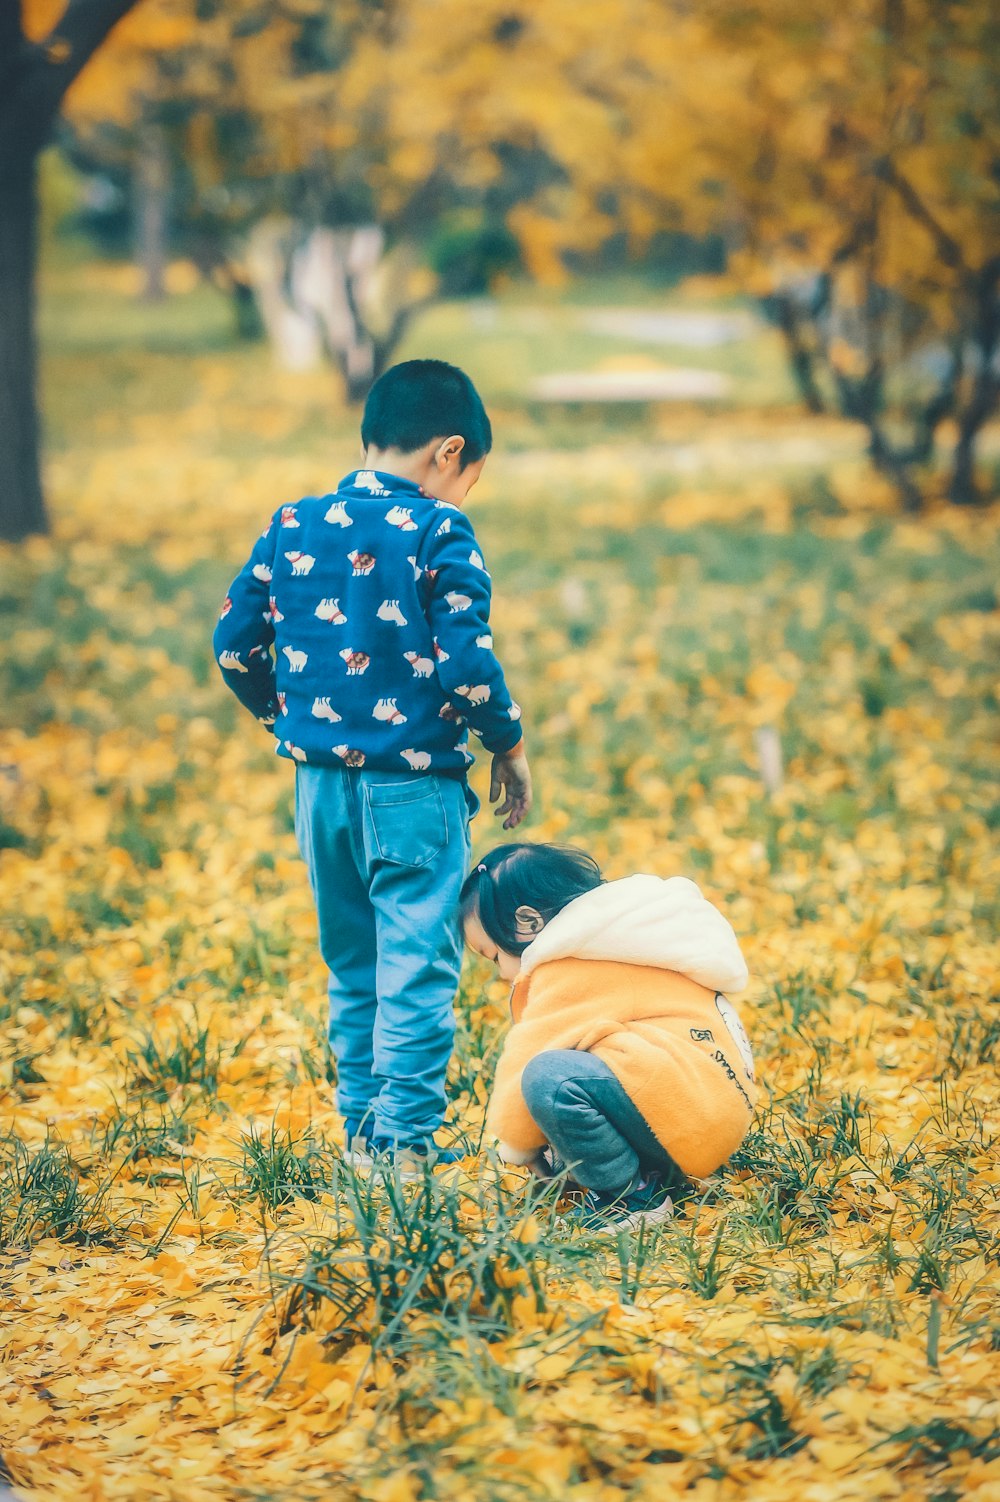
[353,471,388,494]
[269,596,284,623]
[280,506,299,527]
[277,692,287,716]
[218,649,247,673]
[284,741,307,762]
[401,749,431,770]
[445,591,472,613]
[435,517,452,536]
[386,505,418,531]
[282,646,308,672]
[252,563,272,583]
[315,598,347,624]
[433,638,450,662]
[219,596,232,618]
[373,698,408,725]
[406,555,422,582]
[333,745,366,767]
[469,550,486,571]
[509,702,522,720]
[311,697,342,722]
[403,650,435,678]
[475,633,493,649]
[339,648,371,675]
[456,683,491,706]
[285,551,315,575]
[377,600,408,626]
[324,499,353,526]
[347,550,376,576]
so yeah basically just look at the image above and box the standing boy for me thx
[214,359,531,1167]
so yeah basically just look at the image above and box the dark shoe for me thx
[565,1175,675,1234]
[537,1145,570,1179]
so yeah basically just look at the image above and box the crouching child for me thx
[461,843,755,1231]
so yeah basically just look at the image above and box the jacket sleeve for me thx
[212,515,279,725]
[421,509,523,755]
[485,1014,555,1161]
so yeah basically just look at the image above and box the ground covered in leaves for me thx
[2,273,999,1500]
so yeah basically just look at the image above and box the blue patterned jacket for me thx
[213,469,523,778]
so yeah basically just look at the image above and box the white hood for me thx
[518,875,749,994]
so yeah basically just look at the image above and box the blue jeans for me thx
[294,764,470,1142]
[521,1049,682,1196]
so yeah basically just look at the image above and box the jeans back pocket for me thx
[364,778,448,869]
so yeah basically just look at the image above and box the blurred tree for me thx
[0,0,138,542]
[682,0,1000,507]
[134,117,169,300]
[443,0,995,507]
[13,0,995,525]
[59,0,258,314]
[62,0,523,396]
[366,0,998,505]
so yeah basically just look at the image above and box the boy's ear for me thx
[514,905,545,940]
[435,435,466,468]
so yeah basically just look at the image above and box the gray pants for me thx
[521,1049,681,1196]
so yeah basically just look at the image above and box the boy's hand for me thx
[490,741,532,830]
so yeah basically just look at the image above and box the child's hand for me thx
[490,741,532,830]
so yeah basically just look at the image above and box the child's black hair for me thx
[361,359,492,470]
[459,843,603,956]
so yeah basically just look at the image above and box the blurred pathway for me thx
[578,307,759,347]
[502,417,864,479]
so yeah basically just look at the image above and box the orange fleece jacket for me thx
[487,960,756,1179]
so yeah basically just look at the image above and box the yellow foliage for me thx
[34,0,996,374]
[2,384,998,1494]
[3,134,1000,1502]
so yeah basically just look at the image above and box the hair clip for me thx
[476,863,488,873]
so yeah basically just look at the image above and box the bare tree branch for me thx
[874,157,968,275]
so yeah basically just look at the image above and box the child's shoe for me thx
[566,1175,675,1234]
[365,1138,463,1182]
[343,1120,375,1170]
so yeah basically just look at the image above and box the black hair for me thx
[360,359,492,470]
[459,843,603,956]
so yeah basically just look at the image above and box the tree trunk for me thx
[297,227,380,398]
[0,161,47,542]
[950,395,994,506]
[135,120,169,301]
[868,427,924,514]
[949,283,999,506]
[771,293,826,414]
[230,277,263,340]
[0,0,141,543]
